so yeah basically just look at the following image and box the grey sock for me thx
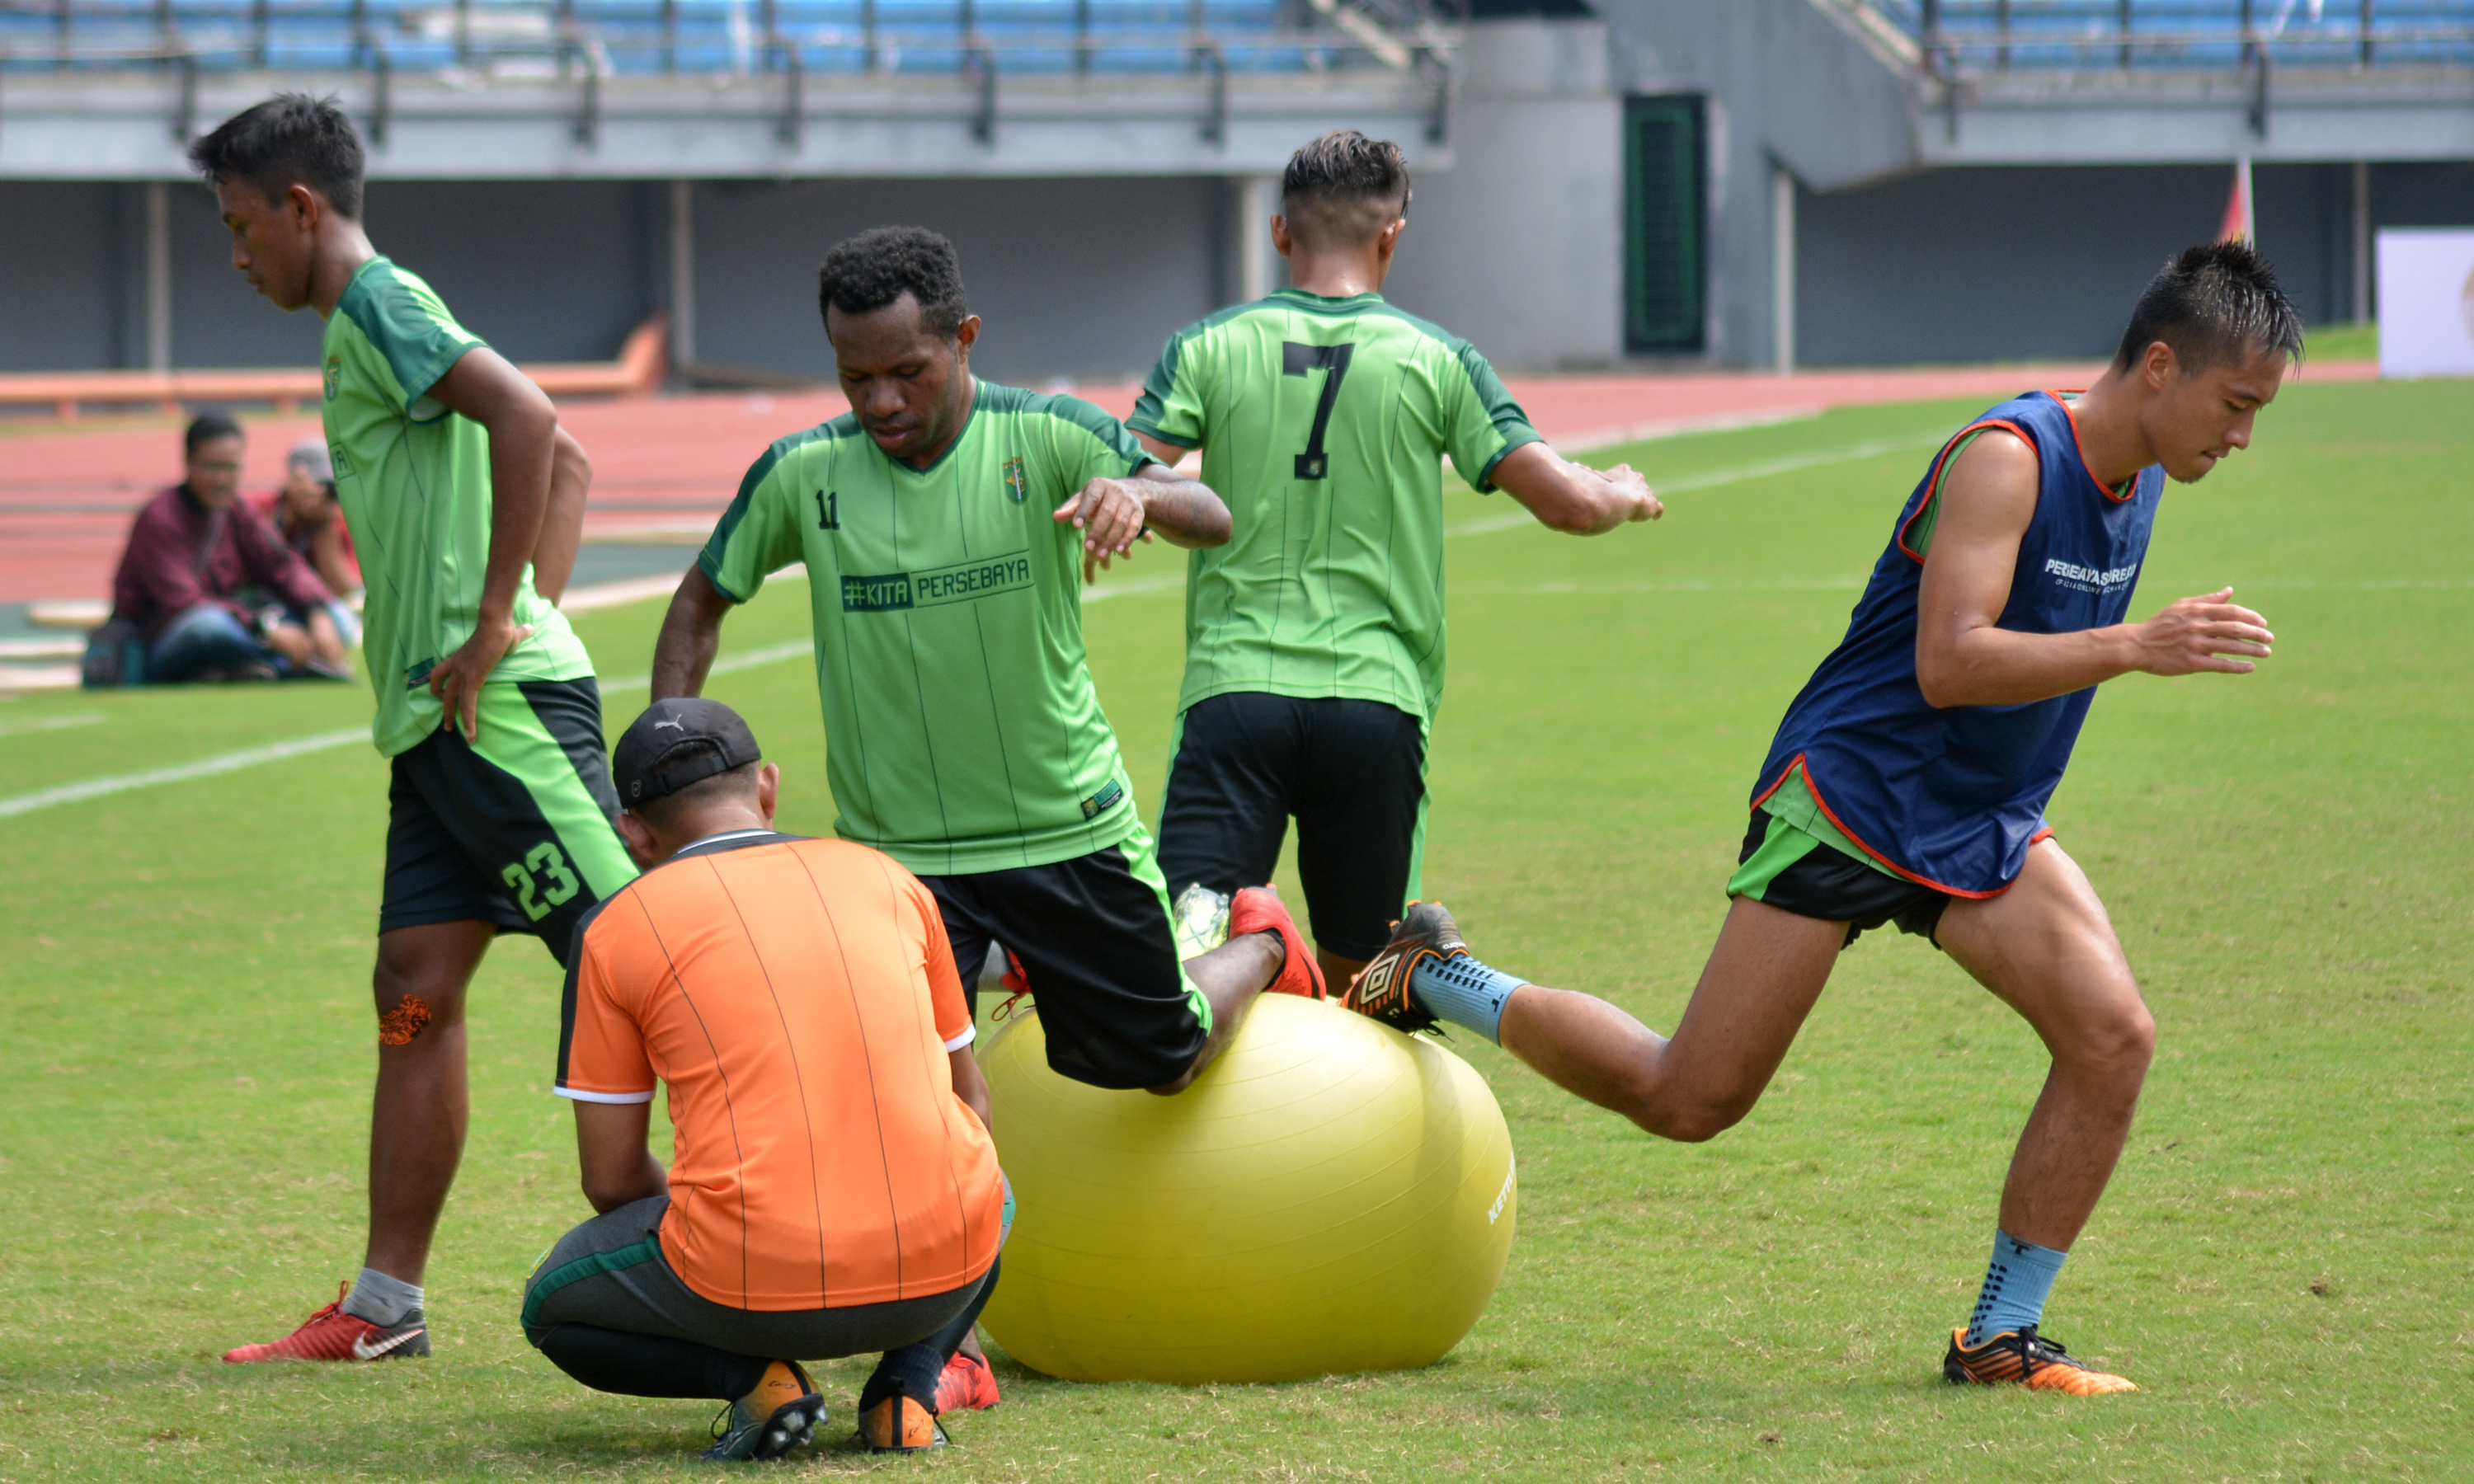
[341,1267,425,1327]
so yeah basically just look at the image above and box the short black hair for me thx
[187,93,366,218]
[185,409,243,456]
[817,227,969,339]
[2113,242,2303,373]
[628,749,761,832]
[1281,130,1411,247]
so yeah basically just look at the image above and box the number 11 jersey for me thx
[1130,289,1540,724]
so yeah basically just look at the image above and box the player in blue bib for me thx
[1339,242,2302,1394]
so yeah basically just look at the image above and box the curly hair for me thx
[188,93,366,218]
[1281,130,1411,247]
[817,227,971,339]
[2113,241,2303,372]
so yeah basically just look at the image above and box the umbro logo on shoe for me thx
[351,1327,426,1360]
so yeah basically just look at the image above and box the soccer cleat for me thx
[221,1281,430,1364]
[1944,1326,2138,1395]
[857,1393,948,1453]
[1228,886,1326,1000]
[933,1350,1001,1412]
[702,1360,825,1462]
[1341,901,1470,1034]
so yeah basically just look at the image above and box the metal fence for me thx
[1865,0,2474,70]
[0,0,1456,77]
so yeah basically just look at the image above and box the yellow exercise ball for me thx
[977,994,1517,1385]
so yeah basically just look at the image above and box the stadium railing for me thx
[1859,1,2474,73]
[0,0,1456,78]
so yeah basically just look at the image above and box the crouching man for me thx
[524,698,1008,1460]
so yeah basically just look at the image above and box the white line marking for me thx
[1446,433,1947,539]
[0,712,104,739]
[0,726,370,820]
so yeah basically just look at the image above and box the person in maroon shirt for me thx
[111,411,350,682]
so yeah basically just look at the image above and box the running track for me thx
[0,362,2371,606]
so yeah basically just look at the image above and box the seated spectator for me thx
[525,700,1007,1462]
[110,411,350,683]
[255,439,363,647]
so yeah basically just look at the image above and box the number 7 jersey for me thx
[1130,289,1540,723]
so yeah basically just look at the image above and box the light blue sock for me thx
[1408,953,1525,1045]
[1964,1229,2067,1346]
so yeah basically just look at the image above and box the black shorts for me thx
[919,827,1207,1092]
[1155,692,1427,963]
[1730,810,1954,948]
[380,678,635,969]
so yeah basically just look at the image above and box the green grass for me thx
[2301,321,2378,362]
[2,382,2470,1481]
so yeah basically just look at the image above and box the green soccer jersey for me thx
[322,256,593,757]
[1129,289,1541,721]
[697,381,1155,876]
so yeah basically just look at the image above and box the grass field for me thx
[2,378,2468,1482]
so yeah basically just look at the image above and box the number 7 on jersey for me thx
[1282,341,1353,481]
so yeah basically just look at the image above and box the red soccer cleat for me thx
[933,1350,1001,1412]
[1229,886,1326,1000]
[222,1281,430,1364]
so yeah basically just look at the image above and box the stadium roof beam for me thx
[0,61,1456,178]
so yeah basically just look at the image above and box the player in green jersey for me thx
[1128,130,1663,987]
[189,96,638,1364]
[655,228,1328,1113]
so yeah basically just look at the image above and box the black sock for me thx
[859,1256,1001,1414]
[535,1323,771,1402]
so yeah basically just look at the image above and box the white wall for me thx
[1381,21,1625,372]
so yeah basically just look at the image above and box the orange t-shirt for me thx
[557,830,1003,1311]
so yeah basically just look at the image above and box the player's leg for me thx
[948,826,1305,1097]
[1932,837,2150,1392]
[522,1195,825,1461]
[1291,697,1427,989]
[221,759,509,1362]
[1155,693,1299,942]
[363,919,494,1284]
[1493,898,1846,1139]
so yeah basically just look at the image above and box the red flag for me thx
[2218,157,2255,245]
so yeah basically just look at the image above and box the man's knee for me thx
[1624,1067,1758,1144]
[2073,999,2157,1083]
[371,930,483,1045]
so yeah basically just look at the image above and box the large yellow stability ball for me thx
[978,994,1517,1385]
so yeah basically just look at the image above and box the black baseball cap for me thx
[613,698,762,809]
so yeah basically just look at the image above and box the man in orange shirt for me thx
[524,698,1007,1459]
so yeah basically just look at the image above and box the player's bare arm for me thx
[1489,443,1662,535]
[529,426,594,605]
[422,345,560,740]
[650,566,734,701]
[1052,463,1229,583]
[572,1099,668,1214]
[950,1047,993,1134]
[1916,431,2272,709]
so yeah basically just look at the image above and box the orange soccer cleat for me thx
[1944,1326,2138,1394]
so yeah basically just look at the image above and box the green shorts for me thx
[1727,769,1952,946]
[380,678,638,966]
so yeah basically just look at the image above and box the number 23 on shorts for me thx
[501,841,581,922]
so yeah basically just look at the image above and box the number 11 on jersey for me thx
[1282,341,1354,481]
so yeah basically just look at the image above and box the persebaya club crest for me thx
[322,356,342,402]
[1002,456,1028,504]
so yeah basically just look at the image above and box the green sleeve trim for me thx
[1129,326,1186,436]
[698,416,849,602]
[1475,431,1543,493]
[1904,427,1995,561]
[1038,391,1154,472]
[1451,340,1541,492]
[334,257,483,411]
[520,1233,666,1329]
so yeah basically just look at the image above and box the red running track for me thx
[1,361,2370,606]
